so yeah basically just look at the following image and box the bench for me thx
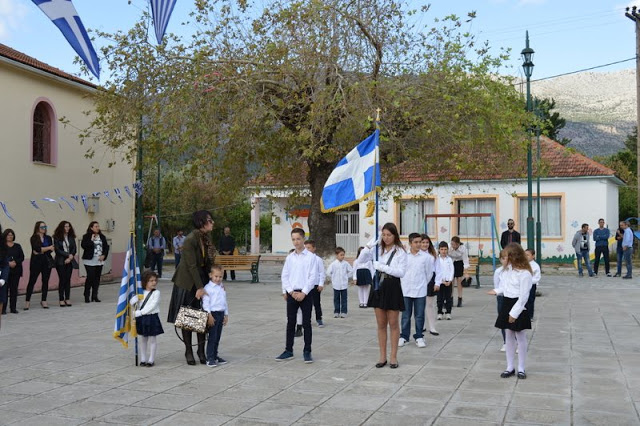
[216,255,261,283]
[465,256,480,288]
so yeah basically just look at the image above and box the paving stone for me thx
[504,407,571,425]
[239,401,312,423]
[153,411,233,425]
[96,406,175,425]
[440,402,507,423]
[573,410,640,425]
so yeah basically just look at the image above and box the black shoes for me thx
[500,369,515,378]
[375,360,387,368]
[457,298,463,308]
[517,371,527,379]
[92,298,101,303]
[295,325,303,337]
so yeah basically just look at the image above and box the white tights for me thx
[426,296,437,332]
[358,285,371,305]
[139,336,157,363]
[504,329,527,373]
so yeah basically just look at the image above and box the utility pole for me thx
[625,6,640,218]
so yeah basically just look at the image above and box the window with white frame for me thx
[456,198,496,237]
[399,198,435,236]
[518,196,562,237]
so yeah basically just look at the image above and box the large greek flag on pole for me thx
[32,0,100,79]
[150,0,177,44]
[113,235,143,348]
[321,130,381,213]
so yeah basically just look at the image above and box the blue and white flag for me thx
[70,195,79,202]
[80,194,89,213]
[114,188,123,203]
[113,234,143,348]
[321,130,381,212]
[0,202,15,222]
[124,186,133,198]
[60,196,75,211]
[32,0,100,79]
[150,0,177,45]
[30,200,41,211]
[104,190,116,204]
[133,181,143,197]
[43,197,62,209]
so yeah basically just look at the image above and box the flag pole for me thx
[374,108,381,270]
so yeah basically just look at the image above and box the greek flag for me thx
[113,235,143,348]
[321,130,381,212]
[150,0,177,44]
[32,0,100,79]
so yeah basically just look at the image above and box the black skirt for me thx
[138,313,164,336]
[426,276,437,297]
[494,296,531,331]
[356,269,372,286]
[368,276,404,311]
[453,260,464,278]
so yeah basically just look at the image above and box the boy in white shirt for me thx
[202,265,229,367]
[524,249,541,321]
[435,241,454,320]
[399,233,432,348]
[326,247,353,318]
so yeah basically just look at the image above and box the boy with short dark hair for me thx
[435,241,454,320]
[203,265,229,367]
[326,247,353,318]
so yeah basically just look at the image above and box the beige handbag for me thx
[174,305,208,334]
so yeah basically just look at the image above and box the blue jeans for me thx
[623,247,633,277]
[401,296,426,340]
[576,250,593,276]
[174,253,181,268]
[206,311,225,362]
[617,248,624,275]
[333,289,347,314]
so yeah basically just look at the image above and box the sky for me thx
[0,0,636,84]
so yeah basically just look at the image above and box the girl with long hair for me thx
[25,221,54,310]
[53,221,77,307]
[81,221,109,303]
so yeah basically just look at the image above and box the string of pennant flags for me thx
[0,181,143,223]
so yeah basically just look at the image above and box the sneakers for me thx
[275,351,294,361]
[206,360,218,368]
[340,313,347,318]
[334,314,339,318]
[398,337,407,347]
[216,357,227,365]
[445,313,451,320]
[606,272,612,277]
[437,314,443,320]
[416,338,426,348]
[317,320,324,328]
[500,344,506,352]
[303,351,313,364]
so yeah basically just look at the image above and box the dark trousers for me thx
[525,284,537,320]
[5,271,20,313]
[333,289,347,314]
[56,263,73,301]
[150,253,164,278]
[617,249,623,275]
[206,311,225,362]
[593,246,610,274]
[84,265,103,300]
[221,253,235,280]
[286,292,312,353]
[311,285,322,321]
[174,253,181,268]
[25,257,51,302]
[437,283,453,314]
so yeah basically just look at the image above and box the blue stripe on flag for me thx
[150,0,177,44]
[113,234,143,348]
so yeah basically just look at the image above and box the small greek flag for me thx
[114,188,123,203]
[150,0,177,44]
[60,196,75,211]
[0,202,15,222]
[124,186,133,198]
[321,130,381,212]
[133,181,143,197]
[80,194,89,212]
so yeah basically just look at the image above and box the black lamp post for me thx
[521,31,535,250]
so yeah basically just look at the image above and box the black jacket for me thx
[81,233,110,260]
[500,230,521,249]
[54,236,78,266]
[6,243,25,277]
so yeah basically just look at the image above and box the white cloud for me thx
[0,0,29,41]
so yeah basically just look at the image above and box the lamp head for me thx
[521,31,535,78]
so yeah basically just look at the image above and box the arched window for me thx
[32,101,54,164]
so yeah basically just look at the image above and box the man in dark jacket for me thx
[218,226,236,280]
[500,219,521,249]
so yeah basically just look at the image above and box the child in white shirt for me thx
[202,265,229,367]
[435,241,454,320]
[420,234,438,336]
[135,270,164,367]
[525,249,541,321]
[326,247,353,318]
[353,246,374,308]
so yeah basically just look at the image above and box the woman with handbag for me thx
[81,221,109,303]
[25,221,54,310]
[3,229,24,314]
[167,210,215,366]
[358,222,407,369]
[54,221,78,307]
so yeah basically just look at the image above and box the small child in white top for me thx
[353,246,374,308]
[202,265,229,367]
[135,270,164,367]
[326,247,353,318]
[435,241,454,320]
[524,249,541,321]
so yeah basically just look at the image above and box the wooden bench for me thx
[466,256,480,288]
[216,255,261,283]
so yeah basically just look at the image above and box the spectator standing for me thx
[81,221,110,303]
[53,221,77,307]
[500,219,522,249]
[3,229,24,314]
[147,229,166,278]
[621,220,634,279]
[572,223,594,277]
[172,230,186,268]
[218,226,236,281]
[25,221,54,310]
[593,219,611,277]
[614,221,625,277]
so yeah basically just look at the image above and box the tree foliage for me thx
[80,0,530,255]
[597,127,637,220]
[534,97,571,146]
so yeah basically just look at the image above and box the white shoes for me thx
[445,313,452,320]
[437,314,443,320]
[398,337,407,347]
[416,338,426,348]
[500,344,506,352]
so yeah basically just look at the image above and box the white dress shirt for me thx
[202,281,228,315]
[529,260,541,286]
[422,250,436,284]
[281,248,317,295]
[435,256,454,285]
[136,289,161,316]
[493,265,533,319]
[359,243,407,279]
[401,250,431,298]
[313,254,326,287]
[493,266,504,292]
[327,259,353,291]
[449,244,470,269]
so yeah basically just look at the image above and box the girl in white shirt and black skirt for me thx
[489,243,533,379]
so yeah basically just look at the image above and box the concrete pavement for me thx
[1,265,639,425]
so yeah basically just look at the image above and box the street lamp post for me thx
[522,31,535,251]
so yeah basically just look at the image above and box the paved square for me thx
[1,265,639,425]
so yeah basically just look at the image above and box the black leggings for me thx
[25,256,51,302]
[56,263,73,301]
[84,265,103,300]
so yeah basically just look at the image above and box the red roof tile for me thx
[0,43,96,89]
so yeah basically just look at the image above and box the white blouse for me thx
[326,259,353,291]
[359,243,407,279]
[401,250,431,298]
[137,289,161,316]
[493,265,533,319]
[449,244,470,269]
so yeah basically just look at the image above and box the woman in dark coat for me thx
[3,229,24,314]
[81,221,109,303]
[54,221,77,307]
[167,210,215,365]
[25,221,54,310]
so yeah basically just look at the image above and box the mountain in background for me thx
[529,69,635,157]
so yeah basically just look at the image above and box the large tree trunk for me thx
[308,161,336,257]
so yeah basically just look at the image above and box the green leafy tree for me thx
[534,97,571,146]
[79,1,529,255]
[597,127,637,220]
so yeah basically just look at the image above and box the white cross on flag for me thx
[32,0,100,79]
